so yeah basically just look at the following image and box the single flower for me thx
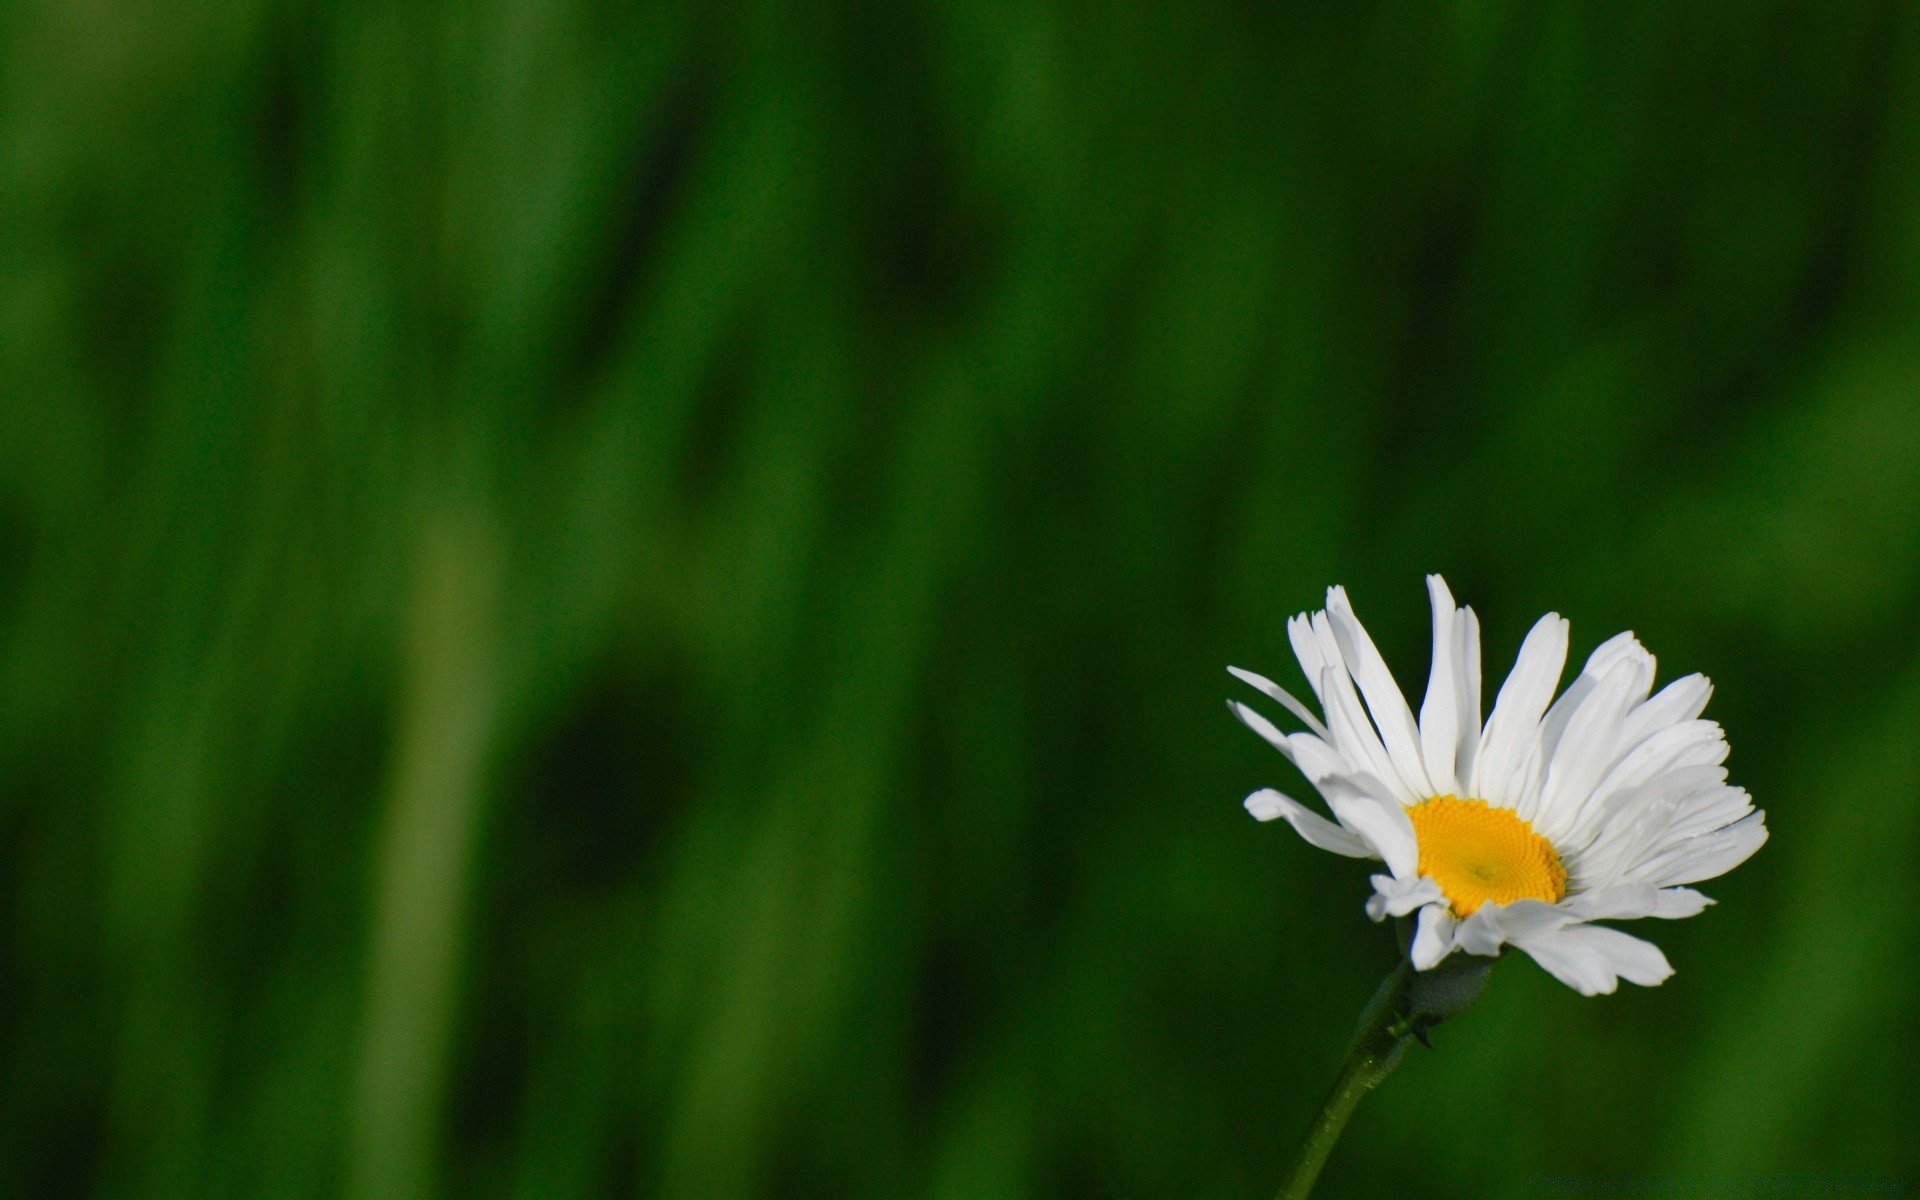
[1229,576,1766,995]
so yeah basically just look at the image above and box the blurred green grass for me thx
[3,1,1918,1197]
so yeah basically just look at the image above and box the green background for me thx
[3,1,1916,1197]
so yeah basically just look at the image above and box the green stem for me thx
[1275,963,1415,1200]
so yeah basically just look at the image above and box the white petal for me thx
[1323,774,1419,879]
[1658,786,1756,844]
[1287,613,1332,707]
[1565,885,1714,921]
[1365,873,1443,921]
[1233,701,1375,808]
[1583,926,1675,986]
[1568,767,1740,890]
[1651,887,1714,918]
[1227,665,1331,742]
[1326,586,1434,797]
[1410,903,1458,969]
[1618,673,1713,749]
[1419,575,1460,795]
[1227,699,1295,759]
[1483,897,1572,941]
[1515,930,1618,994]
[1532,657,1648,838]
[1533,632,1650,771]
[1230,698,1374,790]
[1453,605,1483,785]
[1575,777,1751,887]
[1513,923,1673,994]
[1629,811,1769,886]
[1452,906,1509,956]
[1243,788,1290,821]
[1447,898,1575,960]
[1562,634,1653,732]
[1319,664,1420,804]
[1568,720,1729,843]
[1283,732,1353,785]
[1586,631,1654,683]
[1244,788,1377,858]
[1472,613,1569,807]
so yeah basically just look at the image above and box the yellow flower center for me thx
[1407,795,1567,917]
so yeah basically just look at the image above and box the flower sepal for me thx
[1367,917,1496,1047]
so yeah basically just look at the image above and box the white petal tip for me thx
[1244,789,1286,821]
[1226,665,1273,693]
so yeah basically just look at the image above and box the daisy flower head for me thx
[1228,576,1767,996]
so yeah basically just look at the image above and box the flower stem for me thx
[1274,945,1494,1199]
[1274,962,1416,1200]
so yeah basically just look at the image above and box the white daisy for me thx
[1228,576,1767,996]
